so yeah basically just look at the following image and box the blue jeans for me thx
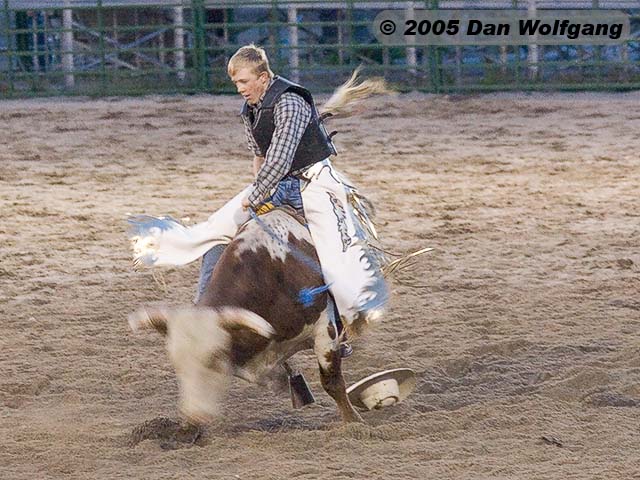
[195,176,304,303]
[194,243,225,304]
[268,176,304,216]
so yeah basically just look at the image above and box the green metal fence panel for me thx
[0,0,639,99]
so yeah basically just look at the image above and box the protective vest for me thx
[240,76,337,173]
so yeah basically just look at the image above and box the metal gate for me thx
[1,0,639,98]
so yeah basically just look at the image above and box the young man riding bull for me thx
[129,45,389,356]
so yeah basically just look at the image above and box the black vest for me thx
[240,76,337,173]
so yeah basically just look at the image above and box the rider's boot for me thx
[193,244,227,304]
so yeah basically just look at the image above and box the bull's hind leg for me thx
[313,312,363,423]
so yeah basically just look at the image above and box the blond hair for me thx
[227,44,274,78]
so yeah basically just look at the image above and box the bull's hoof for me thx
[128,416,203,450]
[289,372,316,409]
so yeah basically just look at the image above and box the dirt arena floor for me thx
[1,91,639,479]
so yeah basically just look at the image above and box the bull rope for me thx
[248,209,331,308]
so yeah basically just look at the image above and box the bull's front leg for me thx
[313,315,363,423]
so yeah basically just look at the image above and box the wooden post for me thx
[593,0,602,83]
[96,0,107,88]
[288,6,299,83]
[621,42,629,80]
[405,4,417,79]
[512,0,521,83]
[43,11,50,71]
[173,6,185,81]
[527,0,538,81]
[500,45,508,77]
[62,2,74,87]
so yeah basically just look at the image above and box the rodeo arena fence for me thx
[0,0,639,98]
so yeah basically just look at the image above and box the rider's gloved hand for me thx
[255,201,275,216]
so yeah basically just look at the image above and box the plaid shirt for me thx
[242,90,312,209]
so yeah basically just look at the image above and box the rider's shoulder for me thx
[277,91,309,107]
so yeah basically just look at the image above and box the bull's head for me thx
[129,306,274,424]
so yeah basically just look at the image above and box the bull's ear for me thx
[216,307,275,339]
[128,307,168,336]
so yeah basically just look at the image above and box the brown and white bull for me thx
[129,207,367,424]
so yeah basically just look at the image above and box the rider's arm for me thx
[253,155,265,178]
[247,92,311,209]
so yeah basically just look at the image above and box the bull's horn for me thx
[217,307,275,338]
[128,307,168,335]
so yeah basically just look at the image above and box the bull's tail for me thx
[320,66,395,119]
[128,305,274,423]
